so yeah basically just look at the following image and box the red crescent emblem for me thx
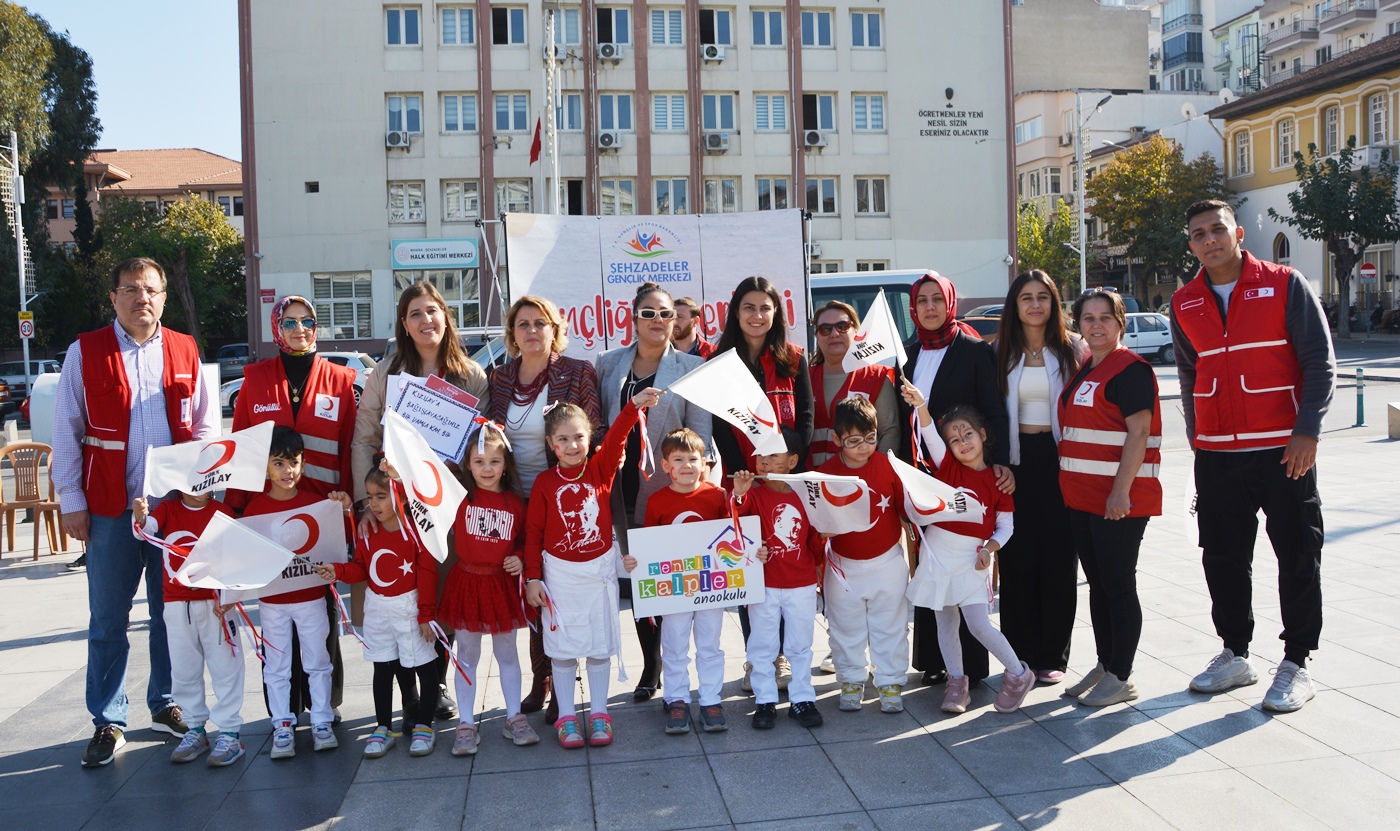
[747,406,776,429]
[196,440,238,475]
[282,513,321,555]
[853,330,869,342]
[820,482,864,507]
[412,462,445,507]
[320,396,334,411]
[911,497,947,517]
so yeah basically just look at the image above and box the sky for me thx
[21,0,242,161]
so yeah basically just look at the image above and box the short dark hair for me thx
[660,427,706,459]
[1185,199,1234,225]
[269,425,305,461]
[1073,288,1128,334]
[777,425,803,458]
[833,396,877,437]
[110,257,166,291]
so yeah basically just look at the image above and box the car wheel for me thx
[353,385,363,405]
[1158,343,1174,365]
[227,392,237,413]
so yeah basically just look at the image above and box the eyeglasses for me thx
[280,317,317,331]
[840,432,879,448]
[816,320,855,336]
[635,308,677,320]
[115,286,166,299]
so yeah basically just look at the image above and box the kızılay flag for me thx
[174,511,296,591]
[886,451,986,527]
[382,409,467,562]
[221,497,349,601]
[669,349,788,456]
[762,472,877,536]
[842,289,908,373]
[142,420,274,498]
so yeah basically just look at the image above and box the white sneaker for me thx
[270,725,296,759]
[170,729,209,763]
[775,656,793,690]
[819,653,836,674]
[312,722,338,751]
[838,682,863,712]
[408,725,435,756]
[1190,649,1258,693]
[1262,660,1315,713]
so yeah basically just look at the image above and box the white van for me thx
[807,270,930,351]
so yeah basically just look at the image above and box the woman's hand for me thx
[1104,488,1133,521]
[631,386,663,409]
[502,555,523,576]
[525,580,547,609]
[357,509,381,539]
[993,465,1016,494]
[731,470,755,499]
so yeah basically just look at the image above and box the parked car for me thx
[379,327,499,366]
[0,359,61,403]
[809,270,925,353]
[1124,312,1175,364]
[958,304,1003,320]
[0,378,14,416]
[216,343,250,381]
[219,353,372,413]
[960,315,1003,344]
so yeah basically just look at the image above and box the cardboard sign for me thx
[390,378,480,463]
[627,516,765,617]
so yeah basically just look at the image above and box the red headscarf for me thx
[910,272,981,350]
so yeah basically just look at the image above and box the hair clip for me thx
[471,416,512,454]
[541,401,560,416]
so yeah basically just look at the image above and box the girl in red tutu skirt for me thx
[442,421,539,755]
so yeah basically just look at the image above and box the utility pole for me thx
[1075,92,1113,296]
[2,132,34,400]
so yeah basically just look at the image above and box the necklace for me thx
[510,367,550,407]
[289,381,304,404]
[505,392,540,430]
[557,462,586,481]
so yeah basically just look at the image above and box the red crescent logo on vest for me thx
[282,514,320,555]
[196,440,238,475]
[911,496,946,517]
[412,462,445,507]
[747,406,776,429]
[320,396,334,412]
[820,482,863,507]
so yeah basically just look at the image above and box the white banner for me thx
[222,498,349,601]
[142,421,273,498]
[886,451,986,527]
[382,409,467,563]
[627,516,765,617]
[762,472,877,536]
[669,349,788,456]
[176,512,295,591]
[843,288,908,373]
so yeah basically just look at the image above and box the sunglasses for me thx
[280,317,317,331]
[635,308,677,320]
[816,320,855,336]
[840,431,878,448]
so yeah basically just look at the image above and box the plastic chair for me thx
[0,442,67,561]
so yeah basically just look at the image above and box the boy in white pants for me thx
[815,397,911,713]
[133,491,246,766]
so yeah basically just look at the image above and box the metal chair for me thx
[0,441,67,561]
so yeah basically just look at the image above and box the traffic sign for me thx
[17,311,33,339]
[1360,262,1378,281]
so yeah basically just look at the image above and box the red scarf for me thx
[910,272,981,350]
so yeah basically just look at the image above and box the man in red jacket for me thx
[1173,200,1336,713]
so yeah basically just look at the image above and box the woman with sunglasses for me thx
[596,281,713,701]
[807,300,898,468]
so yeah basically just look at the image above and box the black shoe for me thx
[751,703,777,730]
[66,554,87,572]
[788,701,824,728]
[632,685,657,702]
[81,725,125,767]
[922,670,948,686]
[436,686,457,721]
[151,704,188,737]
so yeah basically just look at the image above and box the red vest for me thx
[78,326,200,517]
[1173,253,1303,450]
[1057,347,1163,517]
[731,347,802,465]
[229,356,357,508]
[807,363,893,468]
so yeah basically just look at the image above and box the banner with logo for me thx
[221,498,349,602]
[504,209,807,359]
[887,451,987,527]
[843,288,908,373]
[627,516,765,617]
[382,409,467,563]
[142,421,274,499]
[762,472,877,536]
[175,512,297,592]
[668,349,789,456]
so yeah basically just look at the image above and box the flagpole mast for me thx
[544,9,560,215]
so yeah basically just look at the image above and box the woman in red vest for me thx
[1057,289,1162,708]
[807,300,897,469]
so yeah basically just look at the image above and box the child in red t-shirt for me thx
[816,396,911,714]
[901,381,1032,715]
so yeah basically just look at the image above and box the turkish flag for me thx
[529,116,542,164]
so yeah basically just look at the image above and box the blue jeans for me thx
[86,510,173,727]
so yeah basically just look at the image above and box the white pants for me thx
[164,600,245,733]
[260,598,333,728]
[747,584,817,705]
[825,546,910,687]
[363,590,436,668]
[661,609,726,706]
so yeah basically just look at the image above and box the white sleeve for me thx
[191,360,216,440]
[132,515,158,540]
[52,347,89,514]
[918,419,948,469]
[990,511,1014,549]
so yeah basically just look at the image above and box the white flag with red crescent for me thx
[886,451,986,527]
[842,289,908,373]
[142,420,273,499]
[174,512,297,591]
[762,472,877,536]
[219,497,349,601]
[383,409,467,562]
[669,349,788,456]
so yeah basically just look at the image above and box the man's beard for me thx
[674,319,695,341]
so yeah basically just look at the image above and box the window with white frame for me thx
[599,93,633,131]
[313,273,373,341]
[1277,118,1294,166]
[855,260,889,272]
[853,94,884,132]
[386,6,420,46]
[551,7,581,44]
[388,181,425,223]
[755,93,787,131]
[702,94,736,131]
[651,8,683,45]
[811,261,840,274]
[653,94,686,131]
[1233,130,1251,176]
[1014,116,1042,145]
[801,10,833,47]
[802,93,835,132]
[757,176,789,210]
[699,8,733,45]
[704,178,739,213]
[855,177,887,215]
[495,180,532,213]
[441,6,475,45]
[1370,93,1388,146]
[490,6,526,45]
[495,93,529,131]
[600,179,635,215]
[442,93,478,132]
[217,196,244,217]
[1324,105,1339,155]
[1047,167,1061,194]
[752,9,783,46]
[387,94,422,133]
[850,10,882,47]
[556,92,583,131]
[1028,171,1041,198]
[807,176,837,215]
[596,6,631,44]
[394,269,480,328]
[655,178,688,214]
[443,180,479,222]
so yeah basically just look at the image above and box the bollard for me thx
[1356,368,1366,427]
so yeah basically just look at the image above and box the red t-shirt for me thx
[454,488,526,571]
[335,525,437,623]
[816,452,906,560]
[148,498,235,603]
[244,489,338,605]
[737,484,823,589]
[932,460,1014,540]
[643,481,730,527]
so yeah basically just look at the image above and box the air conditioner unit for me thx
[1059,133,1073,147]
[702,44,726,62]
[385,131,411,148]
[597,42,624,61]
[704,132,730,152]
[598,130,622,150]
[808,242,823,258]
[543,43,566,62]
[804,130,827,148]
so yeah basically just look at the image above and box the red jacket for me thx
[1173,253,1304,450]
[335,525,437,623]
[78,326,200,517]
[229,356,357,509]
[147,498,235,603]
[808,364,892,468]
[1057,347,1163,518]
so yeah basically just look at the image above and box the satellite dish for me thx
[1181,102,1198,121]
[1219,88,1236,105]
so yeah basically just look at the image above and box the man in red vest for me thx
[53,257,216,766]
[1173,200,1336,713]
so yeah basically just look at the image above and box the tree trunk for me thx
[169,248,203,354]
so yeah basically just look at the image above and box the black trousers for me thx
[1071,510,1147,680]
[999,432,1079,673]
[1195,448,1324,661]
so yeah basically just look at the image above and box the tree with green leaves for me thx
[1016,198,1079,292]
[0,3,54,164]
[1086,135,1237,295]
[1268,138,1400,339]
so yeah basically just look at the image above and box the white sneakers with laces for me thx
[1189,649,1259,693]
[1262,660,1315,713]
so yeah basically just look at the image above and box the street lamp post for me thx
[1075,92,1113,296]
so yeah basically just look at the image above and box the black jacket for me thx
[897,332,1011,468]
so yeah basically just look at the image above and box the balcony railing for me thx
[1163,14,1204,35]
[1318,1,1377,33]
[1214,48,1233,71]
[1267,62,1316,85]
[1164,51,1205,70]
[1261,18,1320,50]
